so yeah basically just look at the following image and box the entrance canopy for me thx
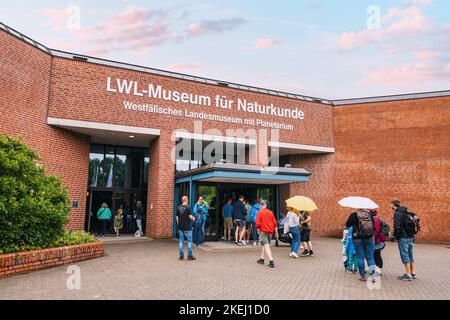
[47,117,160,148]
[175,163,310,185]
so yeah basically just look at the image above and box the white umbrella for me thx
[338,196,379,209]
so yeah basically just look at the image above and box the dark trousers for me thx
[374,249,383,268]
[98,220,107,235]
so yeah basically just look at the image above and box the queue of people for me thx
[342,198,420,283]
[175,194,421,279]
[95,201,145,238]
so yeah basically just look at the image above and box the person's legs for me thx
[239,224,246,242]
[374,249,383,269]
[201,219,206,244]
[363,238,376,280]
[398,238,413,277]
[251,223,257,242]
[179,231,185,257]
[186,230,193,257]
[102,220,107,236]
[136,219,143,236]
[290,227,300,254]
[353,239,366,279]
[408,238,415,275]
[349,254,358,272]
[235,226,240,243]
[264,244,273,261]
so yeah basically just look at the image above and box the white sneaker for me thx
[289,252,293,257]
[292,252,299,259]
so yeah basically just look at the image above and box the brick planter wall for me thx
[0,241,104,278]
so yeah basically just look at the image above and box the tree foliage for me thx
[0,135,70,253]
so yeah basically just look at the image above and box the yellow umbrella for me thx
[285,196,318,212]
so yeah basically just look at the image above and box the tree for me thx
[0,135,70,253]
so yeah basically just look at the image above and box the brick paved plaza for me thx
[1,238,449,300]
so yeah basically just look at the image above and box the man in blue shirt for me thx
[232,195,247,246]
[221,198,234,241]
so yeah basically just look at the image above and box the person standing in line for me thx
[300,211,314,257]
[114,204,124,237]
[193,196,208,245]
[176,196,196,261]
[244,200,252,244]
[286,207,301,259]
[222,198,234,241]
[97,203,111,237]
[134,201,144,237]
[250,198,261,246]
[345,208,376,283]
[256,200,278,268]
[371,209,386,276]
[232,195,247,246]
[392,199,420,281]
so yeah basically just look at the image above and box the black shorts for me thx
[301,228,311,242]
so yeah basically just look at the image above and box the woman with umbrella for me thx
[285,196,318,258]
[340,197,377,283]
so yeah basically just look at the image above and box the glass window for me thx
[89,145,104,187]
[101,146,115,188]
[143,156,149,189]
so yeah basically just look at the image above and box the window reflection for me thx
[88,145,149,190]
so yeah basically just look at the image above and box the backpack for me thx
[355,210,374,237]
[194,213,203,228]
[403,212,420,236]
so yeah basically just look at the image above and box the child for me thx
[342,228,349,270]
[114,206,124,237]
[345,226,358,273]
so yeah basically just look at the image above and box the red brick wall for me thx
[0,31,90,230]
[332,98,450,243]
[0,242,104,278]
[146,131,175,238]
[282,97,450,243]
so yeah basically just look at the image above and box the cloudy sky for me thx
[1,0,449,99]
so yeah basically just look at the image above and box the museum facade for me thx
[1,22,449,243]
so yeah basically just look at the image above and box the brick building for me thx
[1,23,449,243]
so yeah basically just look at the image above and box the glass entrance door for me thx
[86,190,143,235]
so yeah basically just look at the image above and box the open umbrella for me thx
[285,196,318,212]
[338,196,379,209]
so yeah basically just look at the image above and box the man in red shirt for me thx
[255,200,278,268]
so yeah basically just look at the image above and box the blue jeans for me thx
[398,238,414,264]
[201,218,206,244]
[179,230,193,257]
[353,237,376,279]
[193,224,202,245]
[251,222,258,241]
[289,226,301,254]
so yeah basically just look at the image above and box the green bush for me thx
[0,135,76,253]
[53,230,96,247]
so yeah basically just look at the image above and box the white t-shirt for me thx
[286,211,300,228]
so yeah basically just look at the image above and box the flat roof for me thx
[175,163,310,185]
[1,21,449,106]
